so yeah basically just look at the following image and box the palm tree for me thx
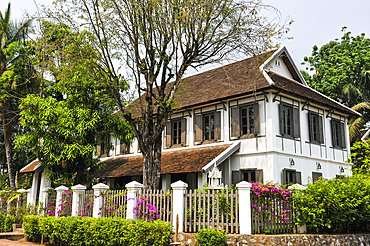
[0,3,34,188]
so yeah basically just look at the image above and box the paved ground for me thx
[0,239,40,246]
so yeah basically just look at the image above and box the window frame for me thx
[230,102,259,140]
[308,111,324,145]
[331,118,346,149]
[203,112,215,142]
[171,119,183,146]
[166,117,187,148]
[279,102,300,139]
[282,168,301,185]
[194,110,222,144]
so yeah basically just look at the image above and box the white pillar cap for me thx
[55,185,69,191]
[71,184,87,191]
[92,183,109,190]
[171,180,188,189]
[25,188,32,193]
[42,187,53,192]
[288,183,307,190]
[125,181,143,189]
[236,181,252,189]
[17,189,26,193]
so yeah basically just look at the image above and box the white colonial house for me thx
[21,46,360,202]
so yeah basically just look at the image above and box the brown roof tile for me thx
[269,73,360,117]
[94,144,231,178]
[125,50,359,118]
[20,160,40,173]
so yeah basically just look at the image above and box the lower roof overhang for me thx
[94,143,239,179]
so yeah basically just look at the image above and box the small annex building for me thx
[21,46,360,198]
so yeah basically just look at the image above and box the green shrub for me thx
[194,229,227,246]
[22,215,172,246]
[294,174,370,233]
[23,215,41,242]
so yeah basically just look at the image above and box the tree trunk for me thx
[153,135,162,189]
[142,144,154,189]
[2,108,15,188]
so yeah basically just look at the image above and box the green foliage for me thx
[16,23,134,186]
[194,229,227,246]
[23,215,41,242]
[23,216,172,246]
[293,174,370,233]
[348,140,370,174]
[0,214,15,232]
[302,27,370,107]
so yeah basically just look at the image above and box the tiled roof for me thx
[269,73,360,117]
[125,49,359,118]
[20,160,40,173]
[94,144,231,178]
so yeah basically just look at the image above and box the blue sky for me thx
[2,0,370,72]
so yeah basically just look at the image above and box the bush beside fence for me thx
[23,215,172,246]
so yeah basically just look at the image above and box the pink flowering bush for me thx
[132,197,160,222]
[250,182,293,233]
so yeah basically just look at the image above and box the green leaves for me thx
[294,174,370,233]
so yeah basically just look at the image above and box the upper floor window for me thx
[116,138,130,155]
[308,112,324,144]
[232,169,263,185]
[279,103,299,138]
[331,119,345,149]
[97,135,110,157]
[166,118,187,148]
[230,103,259,139]
[194,111,221,144]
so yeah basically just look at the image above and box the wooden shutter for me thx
[340,122,346,149]
[194,114,203,143]
[214,111,221,140]
[96,145,101,157]
[231,107,240,138]
[165,121,172,148]
[253,103,259,135]
[181,118,187,146]
[279,103,284,135]
[296,171,302,184]
[308,112,313,141]
[282,169,287,185]
[293,107,300,138]
[256,169,263,183]
[319,116,324,144]
[232,171,241,185]
[331,119,337,147]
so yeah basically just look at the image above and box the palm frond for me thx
[351,102,370,112]
[349,116,365,142]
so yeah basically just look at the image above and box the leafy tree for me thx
[302,27,370,141]
[16,23,134,186]
[0,3,36,188]
[45,0,290,189]
[347,140,370,175]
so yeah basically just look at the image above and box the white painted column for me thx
[236,181,252,234]
[40,187,52,212]
[171,180,188,233]
[55,186,69,217]
[71,184,87,216]
[92,183,109,218]
[17,189,26,210]
[125,181,143,220]
[25,188,32,205]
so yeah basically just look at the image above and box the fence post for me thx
[40,187,53,214]
[17,189,26,210]
[125,181,143,220]
[25,188,32,205]
[55,186,69,217]
[171,180,188,233]
[92,183,109,218]
[236,181,252,235]
[71,184,87,216]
